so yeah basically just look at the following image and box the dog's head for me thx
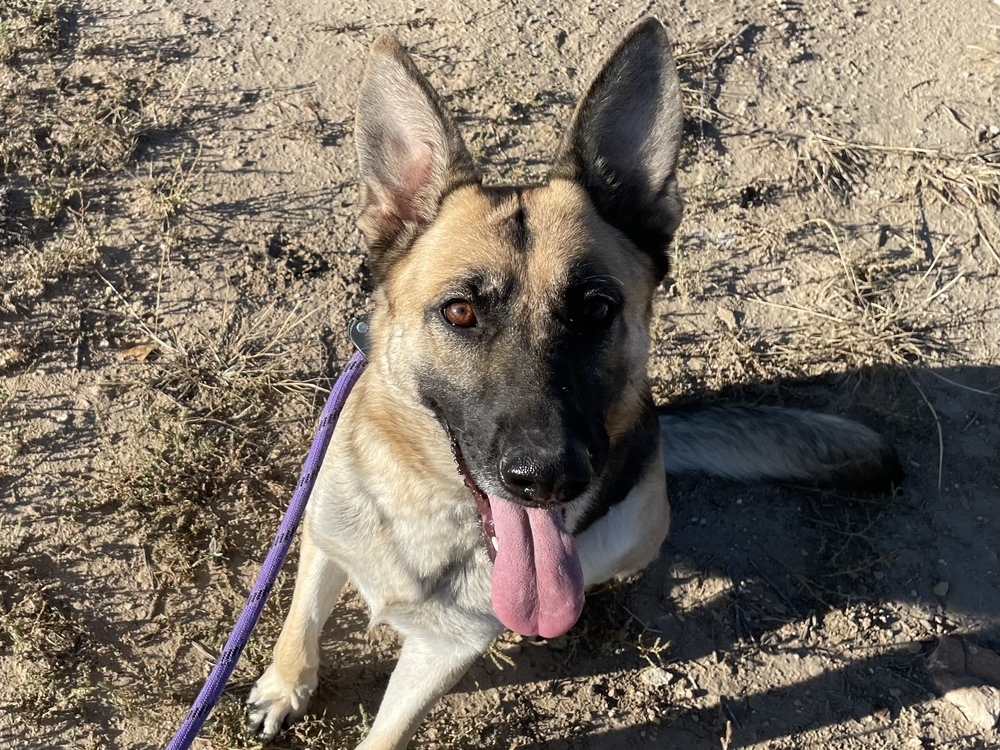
[355,19,682,636]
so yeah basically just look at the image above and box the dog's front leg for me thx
[356,626,494,750]
[247,525,346,741]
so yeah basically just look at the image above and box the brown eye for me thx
[582,297,610,322]
[443,300,477,327]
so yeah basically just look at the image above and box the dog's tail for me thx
[659,405,903,492]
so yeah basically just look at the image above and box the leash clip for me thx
[349,315,372,357]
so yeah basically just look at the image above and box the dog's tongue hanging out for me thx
[488,496,585,638]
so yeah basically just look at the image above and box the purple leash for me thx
[165,333,368,750]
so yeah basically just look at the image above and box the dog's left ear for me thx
[553,18,683,281]
[355,35,478,283]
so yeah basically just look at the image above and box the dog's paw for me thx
[246,664,315,742]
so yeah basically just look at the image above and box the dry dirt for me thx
[2,0,999,748]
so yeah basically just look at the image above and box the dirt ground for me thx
[2,0,999,748]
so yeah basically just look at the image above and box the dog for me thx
[246,19,901,749]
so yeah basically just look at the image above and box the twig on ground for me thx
[905,369,944,492]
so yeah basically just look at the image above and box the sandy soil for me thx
[2,0,999,748]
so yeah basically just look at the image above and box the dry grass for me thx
[744,218,955,369]
[143,148,205,225]
[2,8,289,732]
[59,302,329,739]
[0,66,167,180]
[665,125,992,402]
[0,560,98,718]
[657,204,969,418]
[88,301,323,580]
[0,0,177,358]
[0,0,65,63]
[673,23,753,125]
[776,131,1000,213]
[672,130,1000,490]
[1,215,103,313]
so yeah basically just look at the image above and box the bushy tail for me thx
[659,405,903,492]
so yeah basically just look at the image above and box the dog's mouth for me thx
[447,430,585,639]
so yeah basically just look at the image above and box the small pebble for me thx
[933,581,950,597]
[640,667,674,687]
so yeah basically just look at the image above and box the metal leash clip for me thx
[349,315,372,357]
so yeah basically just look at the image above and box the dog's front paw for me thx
[246,664,316,741]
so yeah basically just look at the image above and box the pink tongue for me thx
[489,496,585,638]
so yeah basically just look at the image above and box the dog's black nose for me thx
[499,444,592,505]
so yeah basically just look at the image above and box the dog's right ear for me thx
[355,35,477,283]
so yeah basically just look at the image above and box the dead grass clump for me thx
[817,219,941,367]
[1,215,103,312]
[0,564,96,717]
[85,73,169,169]
[912,149,1000,208]
[143,149,204,225]
[0,0,67,63]
[150,300,321,415]
[747,219,953,371]
[89,302,321,578]
[1,0,166,168]
[91,396,286,580]
[776,132,1000,214]
[789,133,869,200]
[1,72,165,180]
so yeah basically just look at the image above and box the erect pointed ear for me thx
[355,35,478,283]
[553,18,684,281]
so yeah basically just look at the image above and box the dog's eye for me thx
[443,299,477,327]
[582,297,611,322]
[573,296,616,328]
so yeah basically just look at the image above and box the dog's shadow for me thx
[302,362,998,749]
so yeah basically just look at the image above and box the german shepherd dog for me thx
[247,19,901,749]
